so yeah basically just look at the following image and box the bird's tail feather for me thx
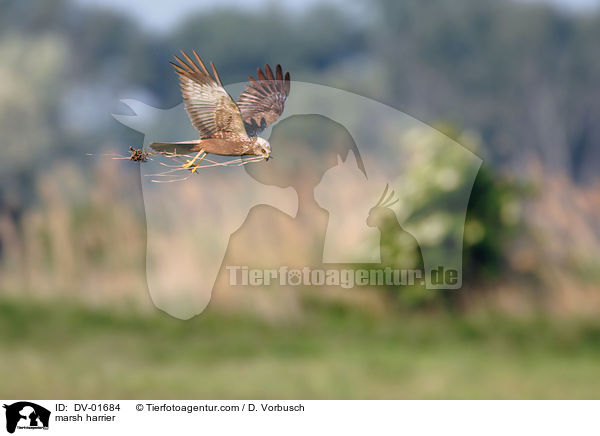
[149,140,201,154]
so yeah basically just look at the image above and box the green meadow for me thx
[2,297,599,399]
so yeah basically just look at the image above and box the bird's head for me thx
[254,137,271,160]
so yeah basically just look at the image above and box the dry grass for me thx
[0,156,599,318]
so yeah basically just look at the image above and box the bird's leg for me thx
[182,149,206,173]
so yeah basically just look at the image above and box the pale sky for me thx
[75,0,599,32]
[75,0,351,32]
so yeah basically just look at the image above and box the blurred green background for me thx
[1,0,600,398]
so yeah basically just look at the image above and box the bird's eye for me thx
[261,148,266,154]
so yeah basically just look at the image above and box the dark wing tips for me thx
[264,65,276,91]
[271,64,291,95]
[237,63,291,135]
[284,71,291,94]
[256,67,267,82]
[171,53,291,97]
[179,50,199,72]
[169,61,185,74]
[173,55,191,72]
[171,50,220,85]
[210,61,223,86]
[192,50,210,75]
[253,64,291,95]
[264,64,274,81]
[247,64,291,94]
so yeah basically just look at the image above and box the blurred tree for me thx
[0,36,67,211]
[368,0,600,185]
[170,6,366,86]
[376,124,525,309]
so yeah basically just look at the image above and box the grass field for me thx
[1,296,600,399]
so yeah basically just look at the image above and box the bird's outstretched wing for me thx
[237,64,291,136]
[171,51,248,141]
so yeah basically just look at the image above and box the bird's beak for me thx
[265,154,271,161]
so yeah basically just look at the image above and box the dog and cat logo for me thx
[3,402,50,433]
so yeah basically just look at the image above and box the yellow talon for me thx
[182,150,206,173]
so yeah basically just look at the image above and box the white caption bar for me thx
[1,400,598,435]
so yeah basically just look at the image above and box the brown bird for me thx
[149,50,291,171]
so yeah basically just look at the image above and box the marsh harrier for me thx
[149,51,291,170]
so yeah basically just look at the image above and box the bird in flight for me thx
[149,50,291,171]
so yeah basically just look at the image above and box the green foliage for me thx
[374,125,526,308]
[462,164,523,280]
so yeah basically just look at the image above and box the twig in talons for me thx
[146,153,266,183]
